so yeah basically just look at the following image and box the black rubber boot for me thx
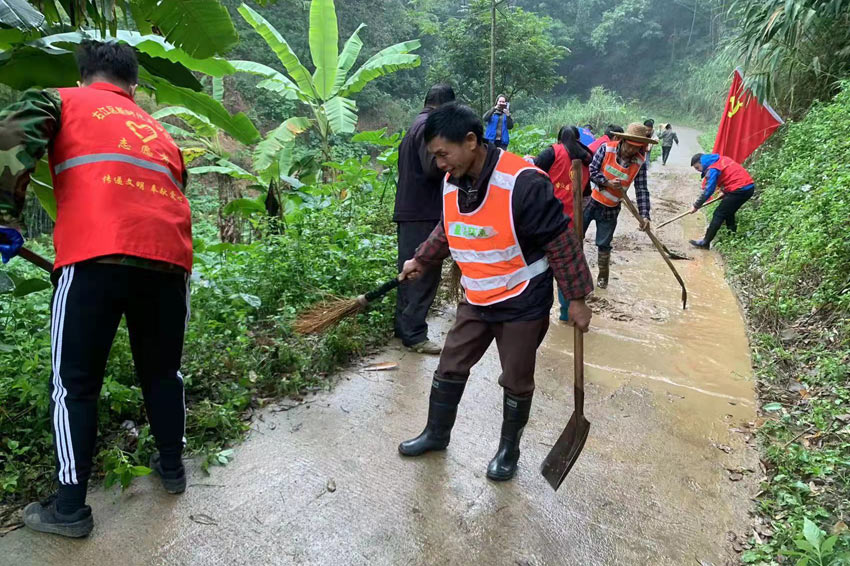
[597,250,611,289]
[399,376,466,456]
[486,392,533,481]
[689,239,710,249]
[150,452,186,494]
[23,494,93,538]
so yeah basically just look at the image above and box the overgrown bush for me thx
[0,182,397,510]
[714,82,850,565]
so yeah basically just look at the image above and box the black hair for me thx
[643,119,655,128]
[424,84,456,108]
[557,125,592,164]
[691,153,704,166]
[76,40,138,87]
[605,124,623,138]
[424,102,483,144]
[496,93,507,102]
[665,123,673,129]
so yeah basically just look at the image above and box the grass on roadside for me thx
[714,82,850,565]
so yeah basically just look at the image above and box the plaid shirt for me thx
[589,142,651,220]
[415,221,593,301]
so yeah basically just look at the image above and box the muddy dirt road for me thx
[0,127,758,566]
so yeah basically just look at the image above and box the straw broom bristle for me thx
[293,297,364,335]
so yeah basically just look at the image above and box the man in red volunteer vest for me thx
[0,41,192,537]
[397,103,594,481]
[532,125,592,323]
[584,122,656,288]
[688,153,755,249]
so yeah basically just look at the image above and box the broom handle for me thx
[656,194,724,230]
[570,159,585,419]
[364,278,401,303]
[18,247,54,273]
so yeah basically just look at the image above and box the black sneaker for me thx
[689,239,710,249]
[23,494,93,538]
[149,452,186,494]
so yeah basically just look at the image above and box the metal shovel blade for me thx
[540,411,590,490]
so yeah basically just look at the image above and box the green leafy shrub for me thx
[716,82,850,564]
[0,183,397,505]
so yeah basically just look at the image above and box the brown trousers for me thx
[436,302,550,396]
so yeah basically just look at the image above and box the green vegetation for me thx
[2,1,850,562]
[0,169,398,506]
[714,83,850,565]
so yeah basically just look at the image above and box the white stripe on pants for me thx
[51,265,78,485]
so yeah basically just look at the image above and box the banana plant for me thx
[237,0,420,167]
[4,0,239,58]
[184,111,314,233]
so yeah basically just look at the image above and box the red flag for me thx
[712,68,784,163]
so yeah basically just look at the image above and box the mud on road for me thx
[0,127,760,566]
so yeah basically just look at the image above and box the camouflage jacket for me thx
[0,89,186,273]
[0,88,62,227]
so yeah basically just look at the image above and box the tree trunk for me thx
[490,0,496,106]
[22,192,54,239]
[217,173,243,243]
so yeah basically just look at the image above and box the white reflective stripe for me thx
[506,257,550,289]
[51,265,78,485]
[443,180,459,195]
[599,189,622,203]
[489,170,517,191]
[449,244,522,264]
[53,152,184,191]
[461,257,549,291]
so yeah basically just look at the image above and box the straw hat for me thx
[612,123,658,146]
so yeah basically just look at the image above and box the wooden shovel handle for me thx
[570,159,586,417]
[655,194,724,230]
[18,247,54,273]
[620,192,687,309]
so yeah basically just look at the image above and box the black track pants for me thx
[703,189,754,244]
[49,261,189,493]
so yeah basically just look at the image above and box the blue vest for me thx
[484,112,510,145]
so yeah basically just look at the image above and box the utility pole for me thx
[490,0,496,106]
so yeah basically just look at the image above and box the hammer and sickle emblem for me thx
[126,121,159,143]
[727,96,744,118]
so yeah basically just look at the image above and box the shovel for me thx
[19,247,54,273]
[540,158,590,490]
[620,191,688,309]
[655,194,723,230]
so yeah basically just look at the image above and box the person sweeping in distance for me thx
[397,103,594,482]
[688,153,755,249]
[0,41,192,538]
[584,122,656,289]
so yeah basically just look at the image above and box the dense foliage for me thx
[715,83,850,565]
[0,175,398,506]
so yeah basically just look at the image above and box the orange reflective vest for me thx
[49,83,192,271]
[443,150,550,306]
[590,141,645,208]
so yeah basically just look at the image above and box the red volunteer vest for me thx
[707,156,754,193]
[587,135,610,154]
[550,143,589,219]
[49,83,192,271]
[443,150,550,306]
[590,141,645,208]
